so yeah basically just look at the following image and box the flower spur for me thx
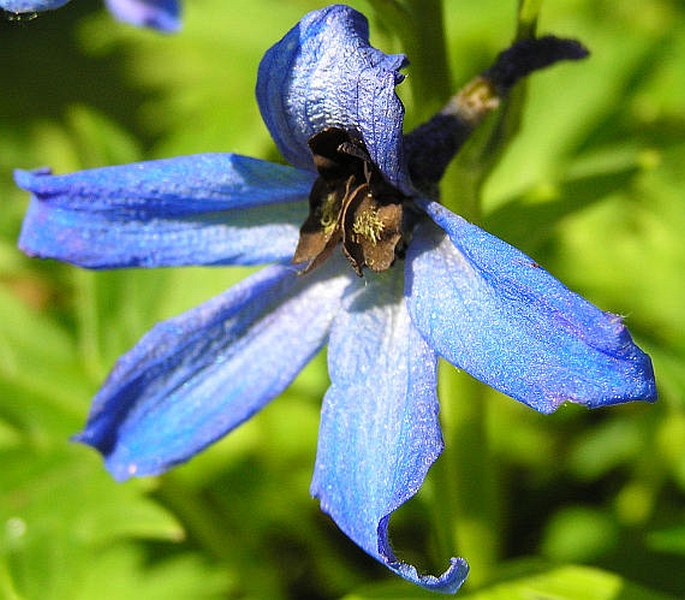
[1,0,180,31]
[15,4,656,593]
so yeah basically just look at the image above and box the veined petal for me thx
[407,200,657,414]
[104,0,180,32]
[75,259,352,481]
[311,269,468,592]
[0,0,68,11]
[257,4,411,194]
[17,154,315,268]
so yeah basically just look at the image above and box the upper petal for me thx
[256,4,411,194]
[75,258,352,481]
[0,0,69,12]
[407,200,657,414]
[17,154,315,268]
[311,269,468,592]
[103,0,180,32]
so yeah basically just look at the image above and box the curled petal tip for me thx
[378,516,469,593]
[14,167,51,188]
[386,556,469,594]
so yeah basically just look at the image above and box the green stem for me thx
[439,0,541,220]
[402,0,452,121]
[437,364,499,588]
[368,0,452,122]
[440,81,528,223]
[73,269,103,381]
[517,0,542,40]
[432,6,545,578]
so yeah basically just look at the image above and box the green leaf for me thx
[541,507,618,562]
[483,156,641,254]
[1,448,184,600]
[74,545,230,600]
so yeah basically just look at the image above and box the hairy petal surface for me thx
[257,4,411,194]
[311,269,468,592]
[104,0,180,32]
[0,0,69,11]
[75,259,352,480]
[407,200,657,413]
[17,154,315,268]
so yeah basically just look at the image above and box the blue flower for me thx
[1,0,180,31]
[16,4,656,593]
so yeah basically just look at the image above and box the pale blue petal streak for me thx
[75,260,352,480]
[256,5,412,194]
[311,269,469,592]
[407,200,657,413]
[0,0,68,11]
[104,0,180,32]
[17,154,315,268]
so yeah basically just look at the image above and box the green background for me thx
[1,1,684,598]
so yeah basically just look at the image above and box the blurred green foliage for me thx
[1,1,684,598]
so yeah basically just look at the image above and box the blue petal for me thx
[74,259,352,481]
[256,5,412,194]
[311,269,469,592]
[0,0,69,11]
[104,0,180,32]
[407,200,657,413]
[17,154,315,268]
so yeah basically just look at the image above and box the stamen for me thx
[352,198,386,245]
[296,127,407,276]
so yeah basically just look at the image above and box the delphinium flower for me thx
[15,4,656,593]
[0,0,180,31]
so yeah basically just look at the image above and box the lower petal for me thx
[75,259,352,480]
[407,201,657,413]
[311,269,468,592]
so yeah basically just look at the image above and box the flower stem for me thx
[73,269,104,381]
[402,0,452,119]
[431,5,547,586]
[517,0,543,40]
[437,364,499,588]
[368,0,452,121]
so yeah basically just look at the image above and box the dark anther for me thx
[293,127,407,276]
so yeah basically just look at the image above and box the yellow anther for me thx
[352,202,385,245]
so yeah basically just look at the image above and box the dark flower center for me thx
[293,127,408,276]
